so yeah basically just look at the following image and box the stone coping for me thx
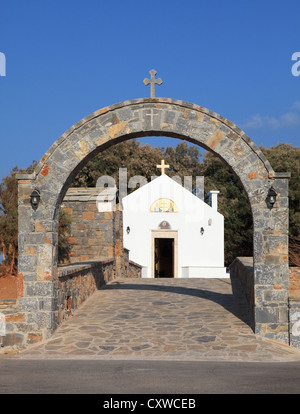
[228,257,254,270]
[57,259,114,278]
[63,187,117,202]
[128,260,143,269]
[57,258,142,279]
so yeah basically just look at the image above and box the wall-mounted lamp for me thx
[30,189,41,210]
[200,227,205,235]
[267,186,277,208]
[126,226,130,235]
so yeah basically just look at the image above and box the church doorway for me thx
[155,238,174,278]
[152,231,178,278]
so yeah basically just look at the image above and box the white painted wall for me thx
[122,175,227,278]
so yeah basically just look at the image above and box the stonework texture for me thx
[289,268,300,348]
[61,188,116,263]
[14,98,291,347]
[230,258,300,349]
[55,260,115,328]
[229,257,255,320]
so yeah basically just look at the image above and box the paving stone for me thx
[5,278,300,362]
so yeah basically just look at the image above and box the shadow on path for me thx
[102,278,255,331]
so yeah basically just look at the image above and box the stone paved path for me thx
[8,278,300,362]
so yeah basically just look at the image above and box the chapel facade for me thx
[122,169,228,279]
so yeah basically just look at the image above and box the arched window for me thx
[150,199,178,213]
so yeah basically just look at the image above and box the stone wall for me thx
[56,255,142,329]
[1,257,141,347]
[61,188,115,263]
[61,187,135,280]
[289,267,300,301]
[229,257,255,320]
[289,267,300,348]
[0,299,18,346]
[54,257,142,330]
[55,260,114,327]
[229,258,300,348]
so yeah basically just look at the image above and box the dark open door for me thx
[154,238,174,278]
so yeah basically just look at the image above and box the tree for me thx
[0,170,18,275]
[72,140,166,188]
[201,151,253,265]
[72,139,204,192]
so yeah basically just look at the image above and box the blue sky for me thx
[0,0,299,180]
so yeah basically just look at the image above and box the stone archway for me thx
[17,98,290,345]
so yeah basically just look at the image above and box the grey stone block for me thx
[255,306,279,323]
[18,297,39,312]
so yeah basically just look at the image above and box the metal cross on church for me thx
[143,69,163,98]
[157,159,170,175]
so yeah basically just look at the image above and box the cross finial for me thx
[157,160,170,175]
[143,69,163,98]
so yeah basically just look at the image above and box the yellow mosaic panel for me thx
[150,199,178,213]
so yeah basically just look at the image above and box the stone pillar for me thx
[253,173,290,344]
[16,173,57,346]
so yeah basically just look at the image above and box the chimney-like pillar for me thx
[196,176,205,201]
[208,190,219,211]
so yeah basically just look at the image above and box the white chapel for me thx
[122,161,228,279]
